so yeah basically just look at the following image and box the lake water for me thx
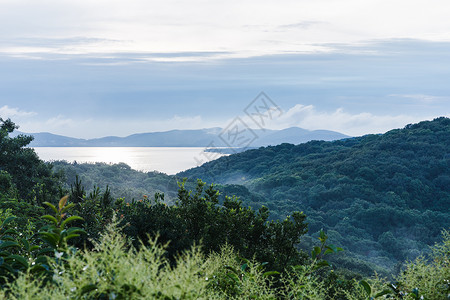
[33,147,226,175]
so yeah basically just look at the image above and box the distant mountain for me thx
[12,132,88,146]
[14,127,349,147]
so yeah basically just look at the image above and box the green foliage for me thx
[0,195,86,287]
[206,246,279,299]
[2,218,336,300]
[45,175,116,248]
[393,229,450,299]
[0,118,61,202]
[118,179,308,271]
[40,195,85,252]
[0,170,14,195]
[343,229,450,300]
[53,160,177,202]
[0,218,225,299]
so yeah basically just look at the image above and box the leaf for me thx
[263,271,280,277]
[61,203,75,214]
[35,256,49,264]
[327,244,338,252]
[1,216,17,227]
[61,216,84,229]
[10,254,29,269]
[40,232,58,248]
[2,229,18,235]
[37,247,53,256]
[313,260,330,270]
[59,195,69,211]
[0,262,15,273]
[257,262,269,271]
[1,234,17,241]
[240,263,248,272]
[43,202,58,215]
[312,246,321,258]
[324,244,342,255]
[226,272,240,283]
[318,229,327,243]
[64,234,80,241]
[20,238,30,252]
[324,249,334,255]
[66,228,86,237]
[66,227,84,232]
[30,264,47,274]
[42,215,58,226]
[30,245,40,252]
[0,241,20,249]
[359,280,372,296]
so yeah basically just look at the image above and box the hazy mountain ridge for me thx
[14,127,350,147]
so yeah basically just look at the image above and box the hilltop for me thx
[179,117,450,274]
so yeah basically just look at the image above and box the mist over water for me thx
[33,147,226,175]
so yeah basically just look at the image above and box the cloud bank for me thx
[0,105,36,118]
[1,0,450,60]
[262,104,434,136]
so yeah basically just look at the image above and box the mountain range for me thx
[13,127,350,147]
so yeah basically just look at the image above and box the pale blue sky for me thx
[0,1,449,138]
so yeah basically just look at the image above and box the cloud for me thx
[246,104,436,136]
[389,94,446,103]
[0,105,36,118]
[2,0,450,60]
[277,21,324,30]
[44,115,78,129]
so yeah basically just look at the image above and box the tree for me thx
[0,118,60,202]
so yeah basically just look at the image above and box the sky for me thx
[0,0,449,138]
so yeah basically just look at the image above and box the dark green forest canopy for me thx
[180,117,450,272]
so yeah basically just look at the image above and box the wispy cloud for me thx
[277,21,324,30]
[389,94,446,103]
[0,37,237,62]
[2,0,450,60]
[249,104,436,136]
[0,105,37,118]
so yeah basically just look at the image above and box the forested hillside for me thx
[180,117,450,273]
[51,161,179,202]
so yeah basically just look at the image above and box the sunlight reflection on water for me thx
[33,147,226,175]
